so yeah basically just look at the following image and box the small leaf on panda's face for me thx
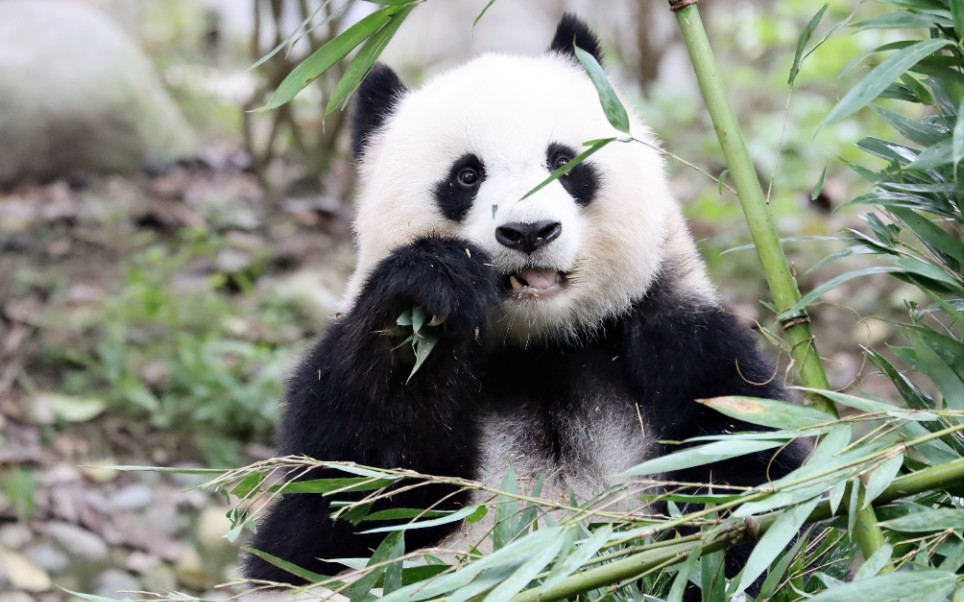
[573,45,631,134]
[396,309,413,326]
[491,204,498,219]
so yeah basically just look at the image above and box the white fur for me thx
[340,52,717,344]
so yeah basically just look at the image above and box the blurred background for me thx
[0,0,914,599]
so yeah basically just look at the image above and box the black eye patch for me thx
[434,154,485,222]
[546,142,599,207]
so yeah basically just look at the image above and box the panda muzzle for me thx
[508,268,563,295]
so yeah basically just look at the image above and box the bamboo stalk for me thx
[669,1,836,418]
[510,459,963,602]
[664,0,896,567]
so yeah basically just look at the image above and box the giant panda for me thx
[244,13,808,589]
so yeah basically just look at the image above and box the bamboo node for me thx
[668,0,699,11]
[780,312,811,331]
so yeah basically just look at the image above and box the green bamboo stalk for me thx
[510,458,963,602]
[669,1,836,418]
[665,0,895,567]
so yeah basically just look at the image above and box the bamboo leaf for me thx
[880,508,964,532]
[863,453,904,507]
[244,547,330,582]
[542,525,613,589]
[274,476,396,494]
[828,480,847,515]
[520,137,616,201]
[668,547,701,602]
[854,544,893,581]
[262,7,400,111]
[344,531,405,601]
[250,1,330,70]
[359,504,483,534]
[698,396,836,430]
[954,99,964,168]
[821,39,953,127]
[473,0,498,27]
[804,570,957,602]
[908,138,955,170]
[482,529,567,601]
[789,3,829,85]
[61,590,134,602]
[795,387,938,421]
[780,266,904,319]
[618,439,785,477]
[326,5,413,113]
[954,0,964,38]
[411,306,426,334]
[756,529,811,600]
[811,164,828,200]
[407,330,438,383]
[734,496,822,596]
[573,46,631,133]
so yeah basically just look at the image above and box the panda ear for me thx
[548,13,604,66]
[351,63,408,159]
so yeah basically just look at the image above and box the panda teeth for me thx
[509,275,524,289]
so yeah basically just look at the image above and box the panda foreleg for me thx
[243,237,499,586]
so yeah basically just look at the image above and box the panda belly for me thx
[442,364,662,551]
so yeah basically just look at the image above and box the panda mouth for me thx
[504,268,566,298]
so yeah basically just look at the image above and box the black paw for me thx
[358,237,499,334]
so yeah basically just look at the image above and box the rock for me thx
[0,1,196,186]
[109,483,154,512]
[0,547,52,592]
[126,551,159,575]
[142,563,177,594]
[0,523,31,548]
[144,493,182,536]
[174,546,214,590]
[44,521,109,561]
[197,507,233,552]
[94,568,142,599]
[24,542,69,574]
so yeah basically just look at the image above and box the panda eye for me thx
[551,152,572,172]
[457,167,480,187]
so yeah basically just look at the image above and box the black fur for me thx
[549,13,604,65]
[244,237,499,583]
[351,63,407,159]
[434,153,486,221]
[547,142,600,207]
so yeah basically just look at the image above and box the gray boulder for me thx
[0,0,196,185]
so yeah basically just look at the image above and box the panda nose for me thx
[495,221,562,254]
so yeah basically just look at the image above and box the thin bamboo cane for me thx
[665,0,895,566]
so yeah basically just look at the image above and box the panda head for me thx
[343,14,716,344]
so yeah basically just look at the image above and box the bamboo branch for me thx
[510,459,963,602]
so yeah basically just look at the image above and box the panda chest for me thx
[478,348,656,502]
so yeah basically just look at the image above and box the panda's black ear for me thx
[548,13,603,66]
[351,63,408,159]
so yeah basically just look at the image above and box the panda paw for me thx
[360,236,499,335]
